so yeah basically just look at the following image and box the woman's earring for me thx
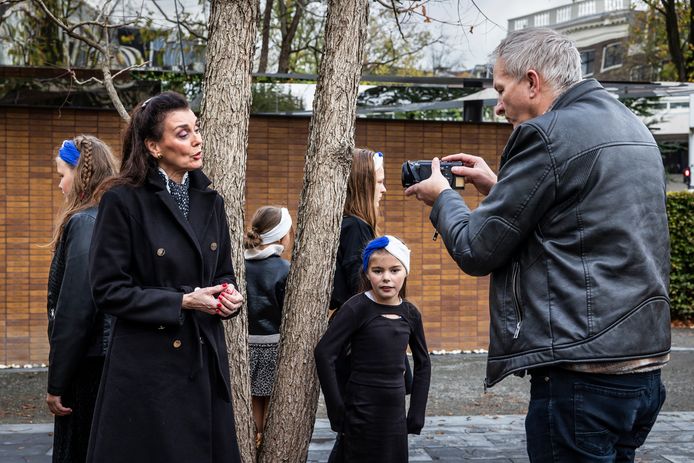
[156,153,163,160]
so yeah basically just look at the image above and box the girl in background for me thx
[330,148,385,311]
[46,136,119,463]
[244,206,293,448]
[316,235,431,463]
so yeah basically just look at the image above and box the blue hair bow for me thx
[362,236,390,272]
[58,140,80,167]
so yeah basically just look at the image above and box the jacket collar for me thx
[244,244,285,260]
[146,168,212,192]
[147,168,217,259]
[548,78,603,112]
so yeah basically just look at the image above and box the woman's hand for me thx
[182,283,243,317]
[46,393,72,416]
[217,284,243,316]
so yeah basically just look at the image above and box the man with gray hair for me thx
[406,28,671,461]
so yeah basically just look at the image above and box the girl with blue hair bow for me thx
[316,235,431,462]
[46,135,118,463]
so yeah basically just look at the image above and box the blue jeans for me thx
[526,367,666,462]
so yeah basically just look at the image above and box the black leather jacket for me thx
[431,79,671,388]
[245,250,290,336]
[47,207,112,395]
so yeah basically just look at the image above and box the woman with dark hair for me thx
[87,92,243,463]
[46,135,118,463]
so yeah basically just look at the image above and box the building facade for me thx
[507,0,651,81]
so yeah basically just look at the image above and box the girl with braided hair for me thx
[46,135,118,463]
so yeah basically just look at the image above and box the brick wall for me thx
[0,107,512,364]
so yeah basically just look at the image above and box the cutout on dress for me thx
[381,314,402,320]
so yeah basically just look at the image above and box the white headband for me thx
[373,151,384,171]
[363,235,411,275]
[260,208,292,244]
[384,235,410,274]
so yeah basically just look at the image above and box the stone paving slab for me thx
[307,413,694,462]
[3,413,694,462]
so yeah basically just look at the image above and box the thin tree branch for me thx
[390,0,407,42]
[642,0,666,16]
[470,0,502,30]
[33,0,106,53]
[150,0,207,40]
[111,60,150,79]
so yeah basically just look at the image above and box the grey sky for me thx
[424,0,573,68]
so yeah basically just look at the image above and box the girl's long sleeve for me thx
[406,309,431,434]
[314,304,359,432]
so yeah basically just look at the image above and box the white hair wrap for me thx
[384,235,410,274]
[373,151,384,171]
[260,208,292,244]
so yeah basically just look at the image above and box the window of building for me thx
[514,18,528,30]
[581,50,595,76]
[556,6,572,23]
[605,0,624,11]
[578,1,596,16]
[602,42,623,70]
[534,13,550,27]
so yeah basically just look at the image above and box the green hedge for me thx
[667,191,694,321]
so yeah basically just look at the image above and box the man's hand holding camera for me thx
[404,153,498,205]
[445,153,497,196]
[404,157,451,206]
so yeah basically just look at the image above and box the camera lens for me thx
[401,161,417,188]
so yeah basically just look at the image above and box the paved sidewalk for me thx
[3,412,694,462]
[309,413,694,462]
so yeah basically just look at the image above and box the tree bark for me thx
[201,1,258,461]
[258,0,369,461]
[258,0,274,73]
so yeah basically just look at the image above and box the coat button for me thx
[157,248,166,257]
[210,242,218,251]
[173,339,182,348]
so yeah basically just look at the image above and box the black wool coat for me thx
[87,169,241,463]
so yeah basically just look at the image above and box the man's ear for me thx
[526,69,542,98]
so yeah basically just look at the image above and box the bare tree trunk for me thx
[201,1,258,461]
[661,0,686,81]
[258,0,274,73]
[276,0,306,73]
[258,0,369,461]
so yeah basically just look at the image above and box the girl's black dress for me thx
[315,293,431,462]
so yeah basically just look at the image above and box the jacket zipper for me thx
[511,261,523,339]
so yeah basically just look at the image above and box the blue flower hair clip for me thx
[373,151,384,170]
